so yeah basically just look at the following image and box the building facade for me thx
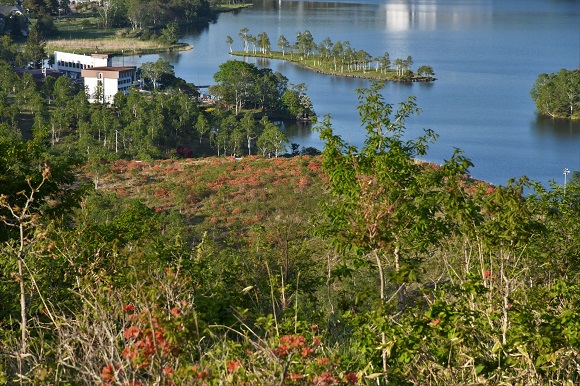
[81,66,137,104]
[53,52,114,79]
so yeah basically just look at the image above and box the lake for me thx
[120,0,580,186]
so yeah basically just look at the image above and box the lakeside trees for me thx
[210,60,315,120]
[140,58,175,90]
[94,0,212,30]
[0,54,302,161]
[531,68,580,120]
[231,28,436,82]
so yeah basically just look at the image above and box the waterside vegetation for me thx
[531,68,580,120]
[21,0,252,56]
[229,28,436,82]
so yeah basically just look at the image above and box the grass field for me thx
[48,16,191,55]
[47,38,191,56]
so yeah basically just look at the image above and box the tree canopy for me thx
[211,59,310,119]
[531,68,580,120]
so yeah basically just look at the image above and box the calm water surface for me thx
[120,0,580,186]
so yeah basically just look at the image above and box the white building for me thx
[81,66,137,104]
[53,51,114,79]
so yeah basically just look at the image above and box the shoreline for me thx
[47,3,252,57]
[46,40,192,56]
[230,51,436,83]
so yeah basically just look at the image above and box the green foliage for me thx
[317,81,452,259]
[282,83,315,121]
[2,79,580,385]
[211,60,259,114]
[257,117,288,157]
[91,0,211,30]
[140,58,175,90]
[0,138,77,242]
[160,22,179,45]
[211,60,297,116]
[232,29,434,82]
[20,22,46,69]
[0,36,17,63]
[531,68,580,119]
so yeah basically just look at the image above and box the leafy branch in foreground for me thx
[316,81,472,380]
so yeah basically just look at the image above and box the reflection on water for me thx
[276,120,314,141]
[531,116,580,138]
[158,51,182,64]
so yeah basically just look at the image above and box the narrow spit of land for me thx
[230,51,436,82]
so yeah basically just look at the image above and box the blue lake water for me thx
[119,0,580,186]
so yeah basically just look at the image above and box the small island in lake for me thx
[228,29,436,83]
[531,68,580,120]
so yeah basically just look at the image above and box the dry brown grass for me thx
[46,38,191,55]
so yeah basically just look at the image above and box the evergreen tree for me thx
[21,23,46,69]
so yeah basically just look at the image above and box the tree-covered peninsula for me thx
[531,68,580,120]
[229,28,436,82]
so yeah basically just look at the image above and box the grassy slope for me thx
[84,156,327,237]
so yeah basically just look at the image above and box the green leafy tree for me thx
[140,58,175,90]
[240,110,256,155]
[257,31,270,54]
[417,65,435,79]
[531,69,580,119]
[252,68,288,113]
[296,30,315,58]
[239,27,249,53]
[161,22,179,45]
[257,117,287,158]
[282,83,314,121]
[277,34,290,56]
[195,113,210,144]
[378,52,390,73]
[21,22,46,69]
[211,60,258,114]
[0,138,77,379]
[282,89,301,117]
[230,124,245,157]
[331,40,343,71]
[22,0,55,17]
[226,35,233,53]
[0,36,17,63]
[98,0,128,28]
[316,81,471,378]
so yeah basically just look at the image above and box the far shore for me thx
[46,3,251,56]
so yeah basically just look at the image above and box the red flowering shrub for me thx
[226,360,242,373]
[344,372,358,384]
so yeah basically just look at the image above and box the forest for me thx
[1,18,580,385]
[0,28,315,162]
[9,0,213,30]
[531,68,580,120]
